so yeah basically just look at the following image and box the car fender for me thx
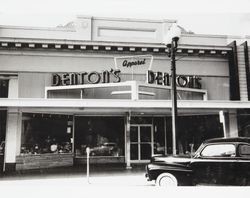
[146,163,193,184]
[148,163,193,173]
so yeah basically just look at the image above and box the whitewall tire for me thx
[156,173,178,187]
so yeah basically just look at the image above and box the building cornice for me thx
[77,15,177,24]
[0,25,75,32]
[0,38,231,57]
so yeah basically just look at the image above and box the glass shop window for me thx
[130,117,152,124]
[74,117,124,157]
[175,115,224,155]
[153,117,166,155]
[238,110,250,137]
[21,113,73,155]
[0,79,8,98]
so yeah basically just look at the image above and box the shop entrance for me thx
[130,124,153,162]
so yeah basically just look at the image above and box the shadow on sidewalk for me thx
[0,163,147,181]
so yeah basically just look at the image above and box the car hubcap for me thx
[160,176,177,186]
[156,173,178,187]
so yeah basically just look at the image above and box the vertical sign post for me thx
[86,147,90,184]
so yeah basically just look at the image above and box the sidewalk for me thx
[0,165,249,198]
[0,172,248,198]
[0,164,154,186]
[0,164,157,198]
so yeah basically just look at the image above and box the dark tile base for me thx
[4,163,16,172]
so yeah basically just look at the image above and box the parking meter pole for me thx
[86,147,90,184]
[219,111,227,138]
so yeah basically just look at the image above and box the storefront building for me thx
[1,16,250,172]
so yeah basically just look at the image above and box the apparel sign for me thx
[114,55,153,74]
[122,59,146,68]
[147,70,202,89]
[52,69,121,86]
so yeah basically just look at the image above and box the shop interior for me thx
[21,113,73,155]
[238,109,250,137]
[74,116,125,157]
[166,114,224,155]
[19,113,224,159]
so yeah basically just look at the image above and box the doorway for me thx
[130,124,153,162]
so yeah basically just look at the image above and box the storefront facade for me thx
[1,16,250,172]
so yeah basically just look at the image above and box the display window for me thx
[0,79,8,98]
[238,110,250,137]
[21,113,73,155]
[153,117,166,155]
[168,115,224,155]
[74,116,124,157]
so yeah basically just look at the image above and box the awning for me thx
[1,98,250,110]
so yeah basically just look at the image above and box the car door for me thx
[234,144,250,185]
[190,143,237,185]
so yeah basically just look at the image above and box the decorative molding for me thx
[0,40,231,57]
[1,98,250,109]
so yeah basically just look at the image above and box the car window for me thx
[201,144,236,157]
[239,144,250,156]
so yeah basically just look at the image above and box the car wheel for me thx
[156,173,178,187]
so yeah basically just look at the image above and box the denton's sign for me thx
[147,70,202,89]
[52,69,121,86]
[51,69,202,90]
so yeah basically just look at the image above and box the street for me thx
[1,172,250,198]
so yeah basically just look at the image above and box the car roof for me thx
[204,137,250,144]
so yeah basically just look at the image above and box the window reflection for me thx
[21,113,73,155]
[74,117,124,157]
[201,144,236,157]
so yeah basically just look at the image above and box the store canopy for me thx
[45,81,208,101]
[1,98,250,109]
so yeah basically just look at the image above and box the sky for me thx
[0,0,250,36]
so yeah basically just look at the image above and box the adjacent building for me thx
[0,16,250,172]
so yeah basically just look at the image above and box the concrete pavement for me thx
[0,166,157,198]
[0,165,249,198]
[0,164,155,186]
[0,175,248,198]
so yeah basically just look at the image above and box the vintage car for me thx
[89,142,119,156]
[146,137,250,186]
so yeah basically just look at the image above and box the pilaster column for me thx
[4,77,20,172]
[125,113,132,169]
[4,108,19,172]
